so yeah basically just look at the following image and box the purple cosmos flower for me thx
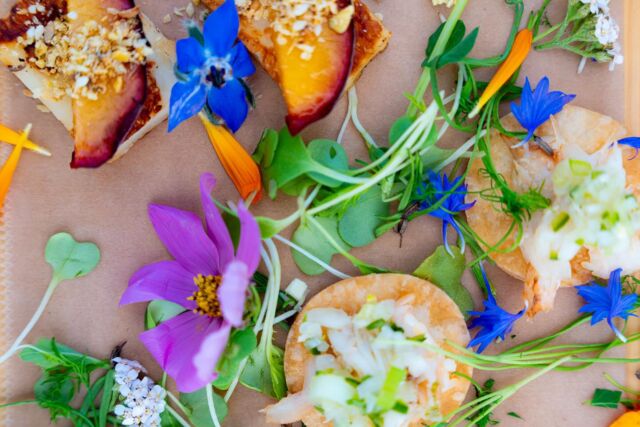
[120,173,261,393]
[577,268,638,342]
[510,77,576,147]
[416,171,475,255]
[468,264,525,353]
[618,137,640,160]
[168,0,256,132]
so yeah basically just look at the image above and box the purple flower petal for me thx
[140,312,229,393]
[235,202,261,273]
[218,260,251,327]
[148,204,219,276]
[203,0,238,57]
[120,261,197,310]
[199,173,235,268]
[193,320,233,384]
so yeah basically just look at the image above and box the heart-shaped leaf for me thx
[145,300,185,330]
[45,232,100,282]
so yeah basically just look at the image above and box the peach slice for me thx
[274,6,355,135]
[67,0,147,168]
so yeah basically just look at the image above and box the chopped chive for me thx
[366,319,386,330]
[345,377,361,387]
[376,367,407,411]
[549,250,559,261]
[347,398,366,409]
[310,347,322,355]
[390,323,405,333]
[409,335,426,342]
[392,401,409,414]
[551,211,570,232]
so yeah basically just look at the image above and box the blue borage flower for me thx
[618,137,640,160]
[168,0,256,132]
[510,77,576,148]
[415,171,475,255]
[577,268,638,342]
[468,263,526,353]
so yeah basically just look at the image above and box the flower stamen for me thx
[188,274,223,317]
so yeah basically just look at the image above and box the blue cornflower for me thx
[416,171,475,255]
[618,137,640,160]
[168,0,256,132]
[468,263,526,353]
[577,268,638,342]
[510,77,576,148]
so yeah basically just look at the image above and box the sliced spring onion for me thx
[392,401,410,414]
[366,319,386,330]
[376,367,407,411]
[551,212,570,232]
[569,159,592,176]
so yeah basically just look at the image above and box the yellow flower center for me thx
[188,274,223,318]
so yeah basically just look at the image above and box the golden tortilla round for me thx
[465,105,639,313]
[284,273,472,427]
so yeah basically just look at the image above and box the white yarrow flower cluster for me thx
[579,0,623,71]
[112,358,167,427]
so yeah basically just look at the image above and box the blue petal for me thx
[176,37,206,74]
[207,79,249,132]
[230,43,256,78]
[511,76,575,146]
[168,78,207,132]
[203,0,239,57]
[618,137,640,159]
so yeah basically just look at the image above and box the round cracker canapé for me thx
[266,273,472,426]
[465,105,640,316]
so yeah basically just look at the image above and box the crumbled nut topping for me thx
[236,0,351,60]
[15,4,152,101]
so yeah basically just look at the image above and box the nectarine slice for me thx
[274,10,355,135]
[67,0,147,168]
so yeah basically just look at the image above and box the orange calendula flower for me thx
[199,114,262,202]
[469,28,533,119]
[0,124,31,208]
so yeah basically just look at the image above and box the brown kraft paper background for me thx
[0,0,629,425]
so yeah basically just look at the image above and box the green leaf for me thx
[590,388,622,409]
[145,300,185,330]
[45,232,100,282]
[338,187,390,247]
[413,245,474,317]
[180,388,228,427]
[268,346,286,399]
[508,411,524,420]
[98,369,115,427]
[291,217,351,275]
[213,327,258,390]
[307,139,350,187]
[389,116,415,145]
[438,27,479,68]
[34,370,75,406]
[160,410,183,427]
[20,338,106,371]
[424,21,467,66]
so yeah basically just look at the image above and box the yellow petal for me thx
[469,29,533,118]
[0,124,30,208]
[199,114,262,202]
[0,123,50,157]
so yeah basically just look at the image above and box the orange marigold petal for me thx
[0,124,30,208]
[0,123,50,156]
[470,28,533,118]
[199,115,262,202]
[611,411,640,427]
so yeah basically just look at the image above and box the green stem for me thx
[0,278,59,364]
[0,400,38,409]
[167,391,191,417]
[205,384,221,427]
[502,316,591,354]
[533,23,562,43]
[407,0,470,117]
[167,406,192,427]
